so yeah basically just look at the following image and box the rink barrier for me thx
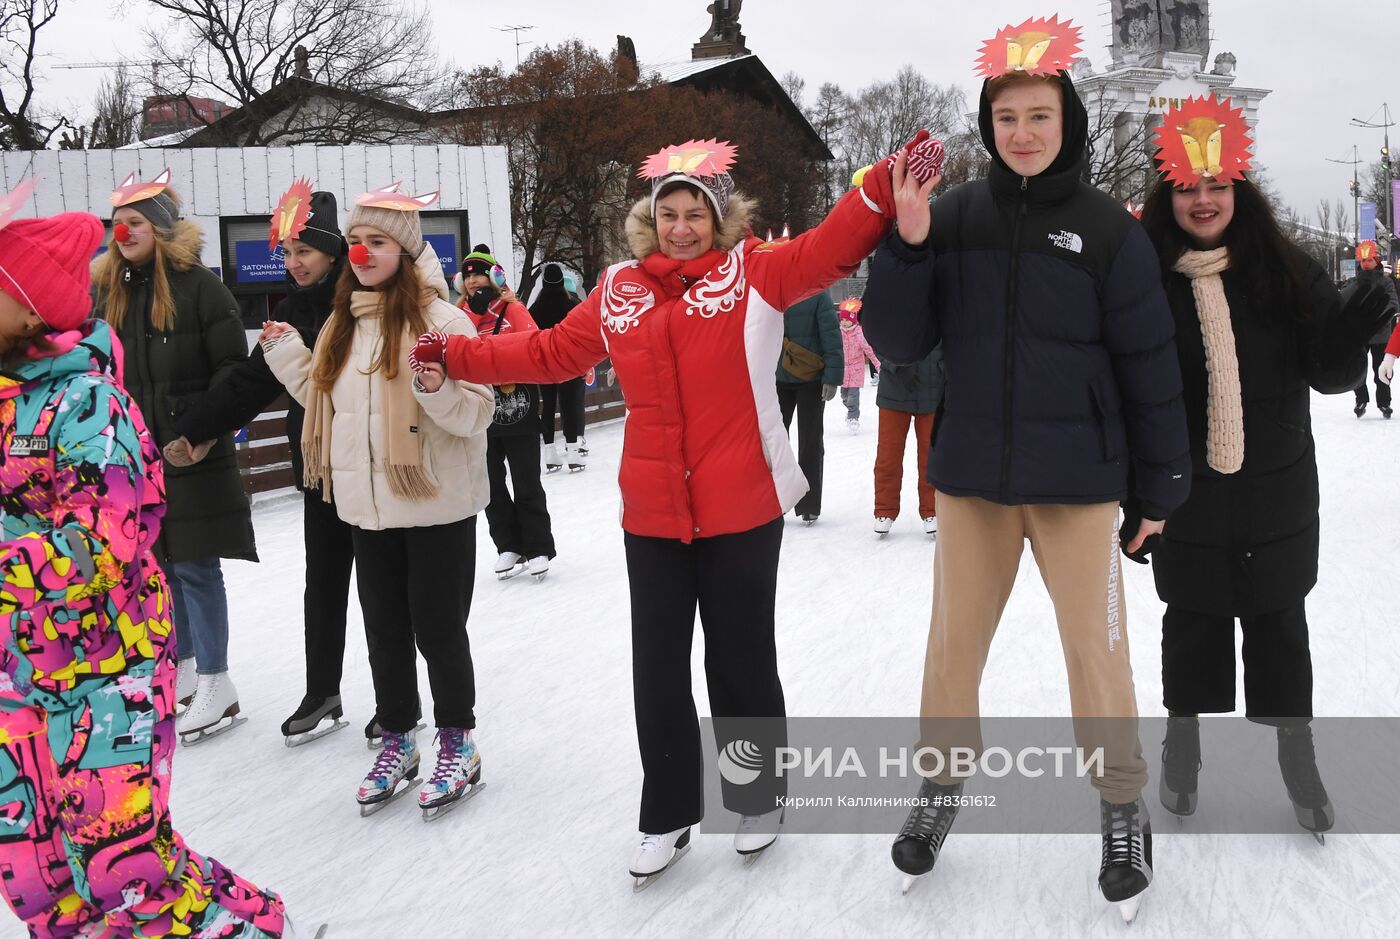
[234,382,628,496]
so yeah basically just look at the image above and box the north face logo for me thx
[1048,230,1084,253]
[616,282,647,297]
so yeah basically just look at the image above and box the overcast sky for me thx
[34,0,1393,222]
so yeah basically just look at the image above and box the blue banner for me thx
[1360,201,1377,242]
[425,233,457,285]
[234,240,286,284]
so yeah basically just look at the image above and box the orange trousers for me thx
[874,409,936,519]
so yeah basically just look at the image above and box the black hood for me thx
[978,71,1088,203]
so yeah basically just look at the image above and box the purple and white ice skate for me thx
[357,730,420,817]
[419,728,485,821]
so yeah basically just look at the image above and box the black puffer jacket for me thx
[170,258,344,492]
[861,72,1190,518]
[1152,248,1381,616]
[94,222,257,564]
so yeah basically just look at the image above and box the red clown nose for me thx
[113,222,131,242]
[348,243,370,265]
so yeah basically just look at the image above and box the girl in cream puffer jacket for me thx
[262,196,494,817]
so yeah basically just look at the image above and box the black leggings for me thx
[624,518,787,833]
[302,491,355,698]
[540,377,585,444]
[1161,602,1313,725]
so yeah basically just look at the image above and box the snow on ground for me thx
[88,391,1400,938]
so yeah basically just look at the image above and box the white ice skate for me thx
[630,827,691,891]
[494,551,526,581]
[177,673,246,746]
[364,712,426,750]
[846,418,860,434]
[923,516,938,537]
[281,694,349,748]
[419,728,486,822]
[735,808,784,863]
[543,442,563,474]
[566,441,587,472]
[577,436,588,456]
[874,517,894,537]
[526,555,550,582]
[175,656,196,714]
[357,730,421,817]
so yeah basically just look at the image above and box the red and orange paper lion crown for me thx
[109,167,172,207]
[838,297,863,323]
[269,178,314,250]
[1153,95,1254,189]
[975,16,1083,79]
[639,139,739,219]
[355,180,440,211]
[1357,240,1381,264]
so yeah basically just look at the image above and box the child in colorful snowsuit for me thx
[837,297,879,432]
[0,208,301,938]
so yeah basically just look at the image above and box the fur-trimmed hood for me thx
[624,193,756,261]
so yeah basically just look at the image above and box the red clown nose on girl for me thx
[113,222,131,242]
[348,243,370,265]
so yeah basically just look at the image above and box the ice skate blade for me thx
[357,778,421,817]
[631,844,690,892]
[421,781,487,822]
[366,721,426,750]
[1311,831,1326,845]
[179,715,247,747]
[283,719,349,749]
[546,465,562,474]
[496,565,527,581]
[531,572,548,583]
[900,873,925,896]
[1114,894,1143,924]
[568,465,586,473]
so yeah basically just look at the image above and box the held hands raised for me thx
[892,148,942,247]
[1381,353,1396,386]
[409,331,450,375]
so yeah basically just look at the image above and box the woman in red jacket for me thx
[412,137,942,886]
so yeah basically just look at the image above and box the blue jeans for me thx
[168,558,231,675]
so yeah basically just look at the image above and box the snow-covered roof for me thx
[641,54,754,84]
[121,126,202,150]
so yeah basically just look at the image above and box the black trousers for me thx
[624,517,787,833]
[1354,343,1392,409]
[1161,602,1314,725]
[540,377,586,444]
[776,380,826,517]
[351,516,477,732]
[302,491,356,698]
[485,433,556,559]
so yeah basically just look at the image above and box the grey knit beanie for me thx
[346,204,423,258]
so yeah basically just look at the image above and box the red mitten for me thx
[409,331,449,374]
[855,130,947,216]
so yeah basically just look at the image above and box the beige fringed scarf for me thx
[302,292,439,503]
[1174,247,1244,474]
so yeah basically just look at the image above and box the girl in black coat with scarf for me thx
[1139,166,1392,838]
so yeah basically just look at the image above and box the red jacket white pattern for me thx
[443,188,889,541]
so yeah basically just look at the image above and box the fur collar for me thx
[624,193,755,261]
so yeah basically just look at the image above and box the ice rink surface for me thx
[90,390,1399,939]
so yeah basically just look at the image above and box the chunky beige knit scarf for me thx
[302,291,438,503]
[1174,247,1243,474]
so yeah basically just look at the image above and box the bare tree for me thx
[141,0,454,146]
[1083,99,1154,204]
[779,70,806,112]
[61,67,143,149]
[807,81,849,214]
[843,67,965,170]
[0,0,69,149]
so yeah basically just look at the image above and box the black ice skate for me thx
[281,694,349,748]
[1099,798,1153,924]
[365,700,425,750]
[892,779,963,895]
[1354,403,1367,418]
[1159,714,1200,818]
[1277,724,1335,843]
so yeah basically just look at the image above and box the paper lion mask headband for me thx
[975,15,1084,79]
[1153,95,1255,189]
[110,167,179,236]
[639,139,738,220]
